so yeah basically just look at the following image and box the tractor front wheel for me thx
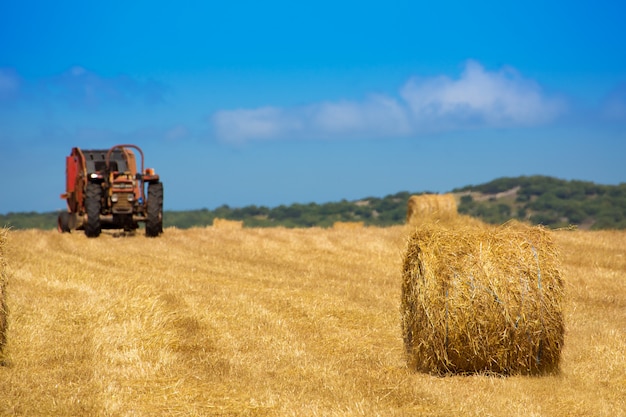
[146,182,163,237]
[85,183,102,238]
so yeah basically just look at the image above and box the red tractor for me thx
[58,144,163,237]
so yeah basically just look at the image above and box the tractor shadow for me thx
[109,230,139,238]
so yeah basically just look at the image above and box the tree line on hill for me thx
[454,176,626,229]
[2,176,625,230]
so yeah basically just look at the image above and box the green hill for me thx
[453,175,626,229]
[2,176,625,230]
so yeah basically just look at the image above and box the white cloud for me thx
[312,95,411,137]
[213,96,413,144]
[401,60,565,129]
[212,60,566,144]
[213,107,300,144]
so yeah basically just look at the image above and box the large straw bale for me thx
[0,229,8,352]
[212,218,244,229]
[406,194,457,224]
[401,220,564,375]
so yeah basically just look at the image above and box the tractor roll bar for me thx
[105,144,145,175]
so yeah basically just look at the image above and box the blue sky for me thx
[1,0,625,214]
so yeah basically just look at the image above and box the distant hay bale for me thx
[401,221,564,375]
[332,221,364,230]
[406,194,457,224]
[212,218,243,229]
[0,229,8,353]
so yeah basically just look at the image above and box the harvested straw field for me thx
[406,193,457,224]
[332,221,364,230]
[401,220,564,375]
[0,223,625,416]
[212,218,244,229]
[0,229,7,357]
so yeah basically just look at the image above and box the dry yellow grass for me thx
[0,224,624,416]
[0,228,8,357]
[332,221,364,230]
[212,218,244,229]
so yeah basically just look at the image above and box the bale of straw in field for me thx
[212,218,243,229]
[332,221,364,230]
[401,221,564,375]
[0,229,8,352]
[406,194,457,224]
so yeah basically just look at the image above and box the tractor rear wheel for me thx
[85,183,102,238]
[146,182,163,237]
[57,211,71,233]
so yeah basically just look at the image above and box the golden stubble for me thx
[0,224,624,416]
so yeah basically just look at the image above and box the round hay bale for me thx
[406,194,457,224]
[401,221,564,375]
[0,229,8,353]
